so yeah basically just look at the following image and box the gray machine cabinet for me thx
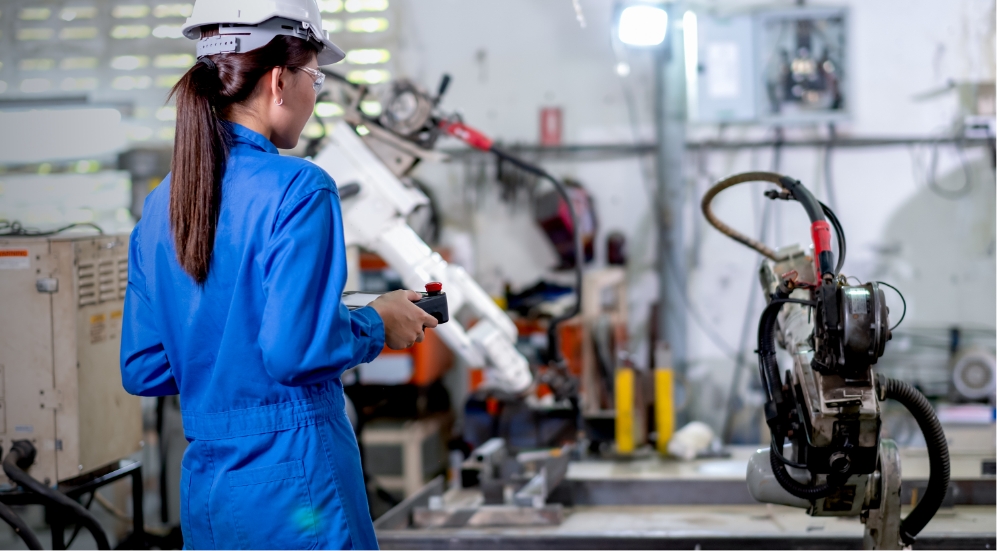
[0,235,142,486]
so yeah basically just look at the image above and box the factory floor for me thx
[378,504,996,549]
[1,444,992,549]
[377,444,996,549]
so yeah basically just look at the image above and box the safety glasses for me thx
[296,66,325,93]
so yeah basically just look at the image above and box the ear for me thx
[269,67,286,104]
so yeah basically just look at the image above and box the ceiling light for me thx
[153,4,194,18]
[111,56,150,70]
[152,24,184,38]
[113,5,151,18]
[319,0,344,13]
[60,27,100,40]
[618,4,668,46]
[61,77,99,91]
[346,69,390,84]
[154,54,194,68]
[323,19,344,33]
[155,74,183,88]
[346,49,390,64]
[19,7,52,20]
[346,17,389,33]
[21,59,56,71]
[111,25,151,39]
[62,57,100,70]
[315,102,344,118]
[17,28,55,41]
[61,7,98,21]
[345,0,388,13]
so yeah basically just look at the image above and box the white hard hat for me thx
[182,0,345,65]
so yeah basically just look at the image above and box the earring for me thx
[274,98,283,106]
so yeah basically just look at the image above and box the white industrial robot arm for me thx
[310,120,532,395]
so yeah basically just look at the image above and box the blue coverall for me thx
[120,123,383,550]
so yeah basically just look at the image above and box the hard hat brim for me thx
[316,38,345,66]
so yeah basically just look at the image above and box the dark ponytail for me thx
[168,32,320,283]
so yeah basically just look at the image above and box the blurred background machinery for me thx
[0,234,145,549]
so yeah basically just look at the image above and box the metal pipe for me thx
[440,136,992,159]
[655,4,689,384]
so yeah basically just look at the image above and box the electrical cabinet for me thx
[0,234,142,486]
[691,6,849,124]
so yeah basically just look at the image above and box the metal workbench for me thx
[375,446,997,549]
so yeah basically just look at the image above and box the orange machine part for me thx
[360,248,453,271]
[469,368,485,393]
[558,318,583,376]
[377,328,453,386]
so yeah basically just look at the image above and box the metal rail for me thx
[440,136,994,159]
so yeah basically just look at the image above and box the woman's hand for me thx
[369,290,440,349]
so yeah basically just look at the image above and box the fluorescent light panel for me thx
[345,49,390,64]
[61,7,98,21]
[346,17,389,33]
[153,24,184,38]
[60,27,100,39]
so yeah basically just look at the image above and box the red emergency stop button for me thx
[425,282,443,295]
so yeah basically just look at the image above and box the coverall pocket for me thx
[227,460,319,550]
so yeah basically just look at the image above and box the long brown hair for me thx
[168,32,319,283]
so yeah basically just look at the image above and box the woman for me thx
[119,1,437,548]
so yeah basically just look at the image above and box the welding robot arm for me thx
[310,120,532,395]
[703,172,950,550]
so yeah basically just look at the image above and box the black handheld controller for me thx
[342,282,449,325]
[414,282,449,324]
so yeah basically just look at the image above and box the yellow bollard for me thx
[655,367,675,454]
[615,367,635,454]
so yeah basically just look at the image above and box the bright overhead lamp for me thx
[618,4,668,46]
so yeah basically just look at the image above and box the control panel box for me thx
[0,235,142,485]
[692,6,849,124]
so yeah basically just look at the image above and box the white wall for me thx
[394,0,996,430]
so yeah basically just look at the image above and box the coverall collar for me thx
[227,121,279,155]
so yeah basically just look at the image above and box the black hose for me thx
[757,297,814,404]
[757,299,785,404]
[819,201,846,275]
[882,377,950,544]
[759,298,839,500]
[777,176,826,226]
[769,438,807,469]
[0,501,43,550]
[491,146,584,365]
[769,441,837,499]
[3,441,111,550]
[64,492,97,548]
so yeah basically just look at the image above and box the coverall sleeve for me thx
[258,184,385,386]
[120,225,179,396]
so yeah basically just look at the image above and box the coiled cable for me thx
[882,377,950,544]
